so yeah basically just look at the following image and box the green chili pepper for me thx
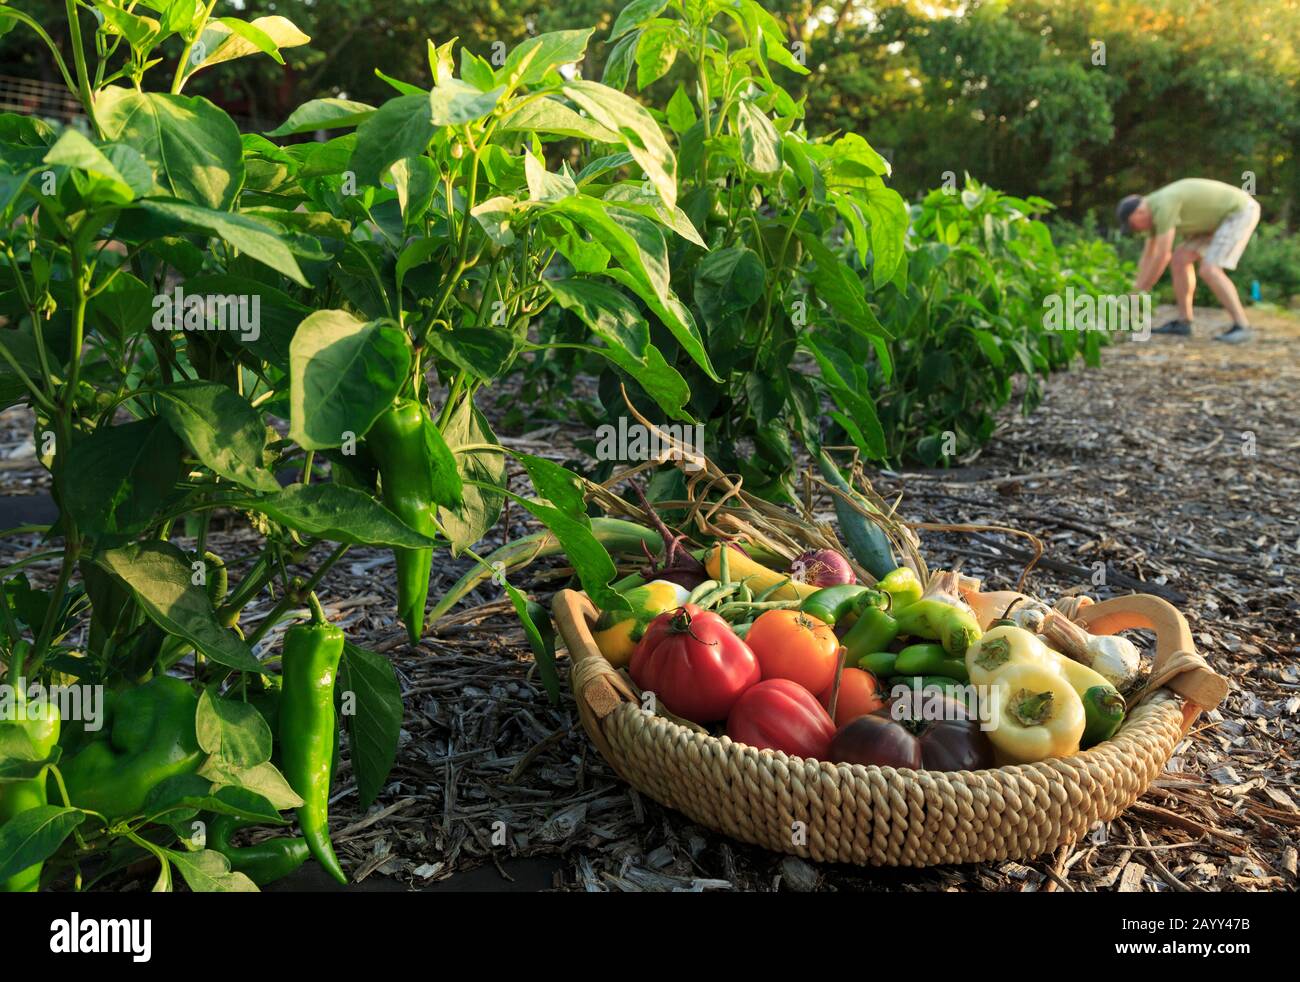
[208,813,310,887]
[857,651,898,678]
[894,643,948,675]
[800,584,871,627]
[279,596,347,885]
[62,676,203,820]
[841,604,900,664]
[939,658,970,682]
[368,399,438,644]
[894,599,982,658]
[1081,685,1126,748]
[877,567,923,610]
[0,648,60,892]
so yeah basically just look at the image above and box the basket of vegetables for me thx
[550,429,1228,867]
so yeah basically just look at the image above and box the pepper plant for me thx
[527,0,910,499]
[0,1,648,892]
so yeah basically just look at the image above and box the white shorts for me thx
[1181,197,1260,270]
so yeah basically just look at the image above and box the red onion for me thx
[790,549,854,587]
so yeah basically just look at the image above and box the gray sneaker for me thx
[1151,319,1192,336]
[1214,324,1253,344]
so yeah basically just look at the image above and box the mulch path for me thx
[2,305,1295,892]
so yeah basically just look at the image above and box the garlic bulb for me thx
[1040,611,1142,692]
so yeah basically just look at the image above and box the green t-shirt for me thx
[1145,179,1253,239]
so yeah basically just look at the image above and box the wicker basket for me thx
[554,589,1227,867]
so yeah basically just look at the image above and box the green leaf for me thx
[430,78,505,126]
[548,197,717,380]
[196,689,272,769]
[156,381,280,493]
[349,93,436,186]
[544,278,690,420]
[43,129,138,203]
[227,483,440,549]
[423,415,464,509]
[610,0,668,41]
[196,760,303,812]
[425,327,517,380]
[96,541,261,673]
[524,151,576,202]
[506,588,560,705]
[131,199,308,285]
[338,642,402,809]
[89,269,153,338]
[493,488,624,613]
[163,847,258,892]
[497,97,619,143]
[288,309,411,451]
[562,80,677,211]
[98,88,244,210]
[266,98,375,137]
[63,417,183,537]
[635,25,678,90]
[96,3,160,51]
[186,15,309,75]
[666,84,696,134]
[500,29,594,87]
[601,30,639,90]
[437,397,506,554]
[736,99,782,176]
[0,806,84,883]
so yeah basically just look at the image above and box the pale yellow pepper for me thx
[965,624,1055,686]
[986,663,1085,764]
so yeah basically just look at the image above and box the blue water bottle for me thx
[1250,280,1261,303]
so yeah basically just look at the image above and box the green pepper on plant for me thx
[61,675,203,820]
[368,399,439,644]
[279,594,348,886]
[0,645,61,892]
[207,813,309,888]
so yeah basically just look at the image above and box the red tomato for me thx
[745,609,839,694]
[726,679,837,761]
[630,604,760,723]
[818,667,886,727]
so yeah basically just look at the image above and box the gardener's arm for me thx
[1133,229,1175,292]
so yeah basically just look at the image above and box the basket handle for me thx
[1065,593,1227,728]
[552,589,640,719]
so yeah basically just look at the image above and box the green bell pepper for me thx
[61,675,202,820]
